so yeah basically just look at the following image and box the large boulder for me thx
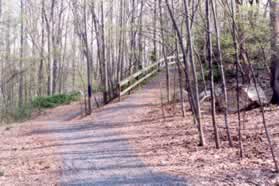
[199,87,222,103]
[216,84,269,113]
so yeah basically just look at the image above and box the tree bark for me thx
[159,0,171,103]
[165,0,205,146]
[270,0,279,104]
[211,0,233,147]
[38,0,45,96]
[19,0,24,107]
[183,0,205,146]
[231,0,244,158]
[206,0,220,149]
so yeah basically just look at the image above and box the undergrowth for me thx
[32,91,81,109]
[1,92,81,124]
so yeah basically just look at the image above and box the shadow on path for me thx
[48,71,189,185]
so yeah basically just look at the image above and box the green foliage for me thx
[219,33,235,63]
[32,92,81,109]
[194,7,270,70]
[200,64,222,83]
[0,92,81,124]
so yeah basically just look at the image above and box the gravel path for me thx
[39,70,188,185]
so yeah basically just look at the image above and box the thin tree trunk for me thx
[183,0,205,146]
[153,0,158,62]
[270,0,279,104]
[231,0,244,158]
[165,0,205,146]
[175,39,185,117]
[138,0,144,70]
[159,0,170,103]
[100,0,108,104]
[206,0,220,149]
[19,0,24,107]
[38,0,45,96]
[84,0,92,114]
[211,0,233,147]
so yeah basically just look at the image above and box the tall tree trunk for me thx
[117,0,124,83]
[83,0,92,114]
[231,0,244,158]
[47,30,52,96]
[153,0,158,62]
[270,0,279,104]
[72,26,77,90]
[165,0,205,146]
[138,0,144,69]
[38,0,45,96]
[159,0,171,103]
[19,0,24,107]
[45,0,55,96]
[129,0,136,75]
[183,0,205,146]
[175,38,185,117]
[211,0,233,147]
[101,0,109,104]
[206,0,220,149]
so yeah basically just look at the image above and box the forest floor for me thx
[117,68,279,185]
[121,100,279,185]
[1,67,279,185]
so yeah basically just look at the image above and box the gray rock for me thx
[242,85,269,104]
[199,87,222,103]
[216,84,269,113]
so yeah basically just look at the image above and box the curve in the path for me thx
[43,70,189,185]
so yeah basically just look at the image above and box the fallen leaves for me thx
[120,101,279,185]
[0,101,82,185]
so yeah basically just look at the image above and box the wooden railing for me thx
[118,54,183,100]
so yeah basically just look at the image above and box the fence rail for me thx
[118,54,183,100]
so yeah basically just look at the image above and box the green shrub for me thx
[203,67,222,82]
[0,92,81,123]
[197,63,222,83]
[32,97,56,108]
[32,92,81,109]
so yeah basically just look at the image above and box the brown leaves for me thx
[121,100,279,185]
[0,119,63,185]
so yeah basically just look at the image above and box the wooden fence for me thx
[117,54,183,100]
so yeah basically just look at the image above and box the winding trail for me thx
[36,70,188,185]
